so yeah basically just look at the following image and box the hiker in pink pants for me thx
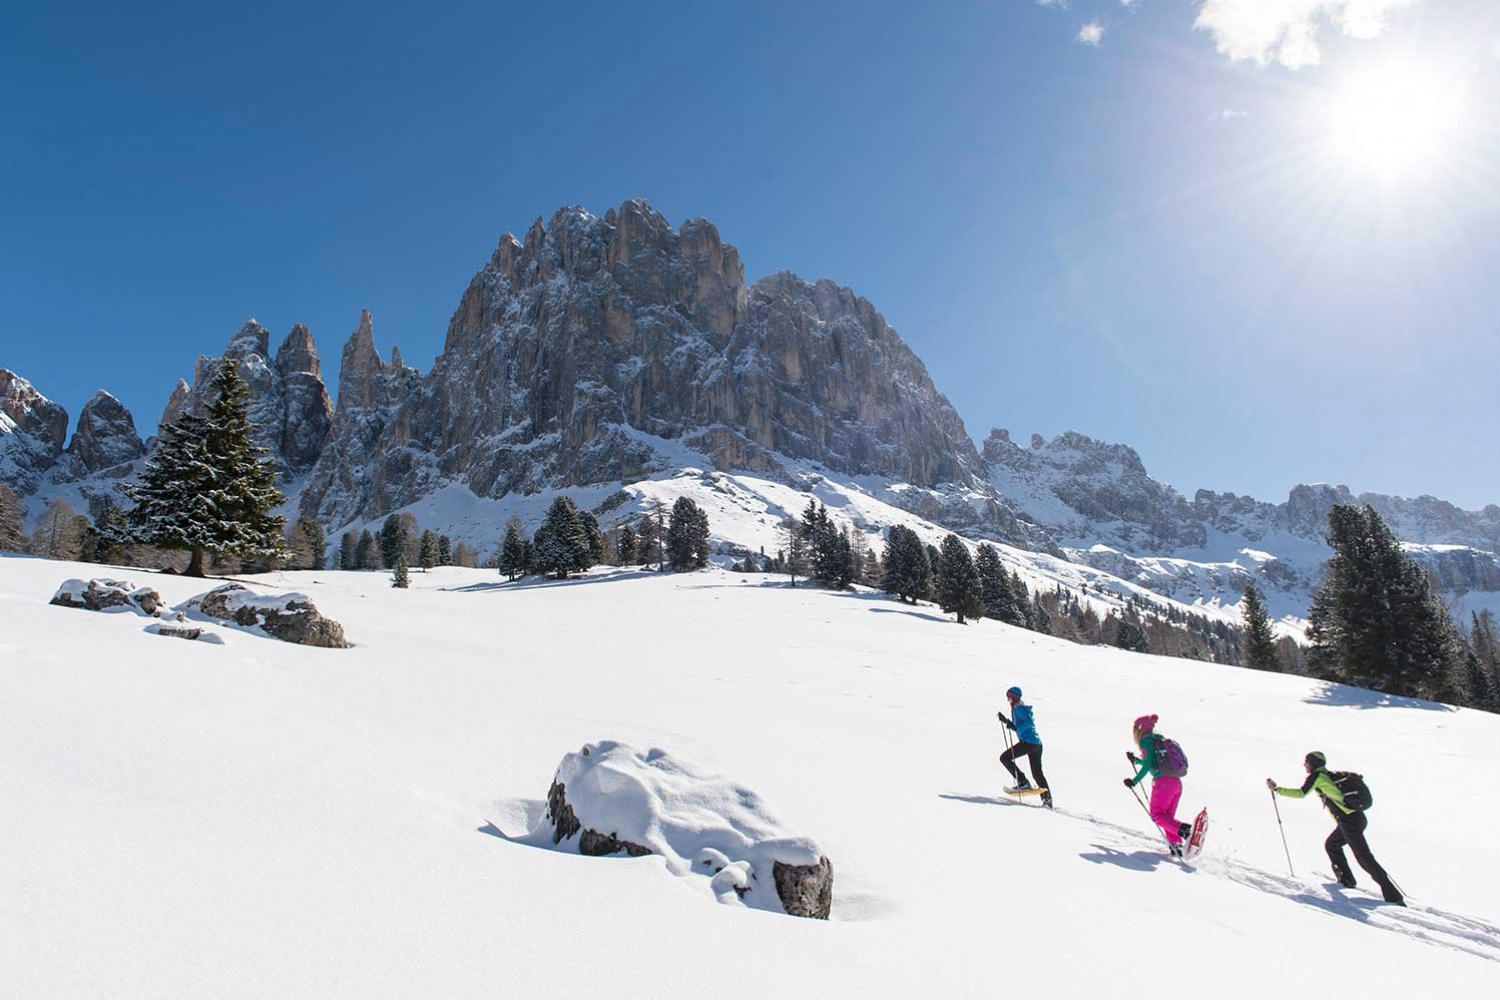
[1123,714,1193,857]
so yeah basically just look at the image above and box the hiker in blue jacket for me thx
[998,686,1052,807]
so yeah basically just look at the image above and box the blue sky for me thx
[4,0,1498,507]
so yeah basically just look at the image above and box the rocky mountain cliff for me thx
[3,198,1496,625]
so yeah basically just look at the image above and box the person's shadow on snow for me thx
[1078,844,1173,873]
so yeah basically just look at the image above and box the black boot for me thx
[1178,822,1192,841]
[1379,882,1405,906]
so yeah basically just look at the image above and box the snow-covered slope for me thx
[2,555,1495,998]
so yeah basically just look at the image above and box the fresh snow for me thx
[2,553,1496,998]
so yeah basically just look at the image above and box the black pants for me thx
[1000,742,1049,797]
[1326,809,1400,901]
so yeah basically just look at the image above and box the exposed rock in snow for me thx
[157,379,191,437]
[147,622,205,640]
[0,370,71,494]
[50,578,162,616]
[184,583,347,648]
[532,740,833,918]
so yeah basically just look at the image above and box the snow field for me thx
[1,555,1496,999]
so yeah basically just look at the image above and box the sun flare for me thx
[1321,62,1468,182]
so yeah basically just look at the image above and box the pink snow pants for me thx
[1150,776,1184,844]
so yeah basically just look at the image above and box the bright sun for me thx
[1321,61,1467,182]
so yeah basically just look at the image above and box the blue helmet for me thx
[1006,686,1023,700]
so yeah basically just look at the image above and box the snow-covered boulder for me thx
[185,583,347,648]
[50,578,162,616]
[534,741,833,918]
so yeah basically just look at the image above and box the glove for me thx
[997,713,1013,730]
[1265,778,1278,791]
[1122,778,1134,789]
[1126,751,1138,765]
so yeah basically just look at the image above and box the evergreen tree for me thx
[637,511,659,568]
[1469,612,1500,711]
[579,509,606,564]
[124,360,286,576]
[379,514,407,569]
[882,525,931,604]
[667,496,710,571]
[499,517,528,580]
[1241,584,1279,671]
[419,529,439,571]
[533,496,593,578]
[833,525,854,589]
[356,529,378,569]
[1307,504,1464,702]
[0,484,26,552]
[976,543,1026,626]
[437,534,452,566]
[935,534,984,624]
[89,498,129,565]
[617,524,637,566]
[1114,619,1150,653]
[391,552,410,589]
[339,531,358,570]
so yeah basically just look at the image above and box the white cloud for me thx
[1209,107,1251,120]
[1078,20,1106,46]
[1121,0,1141,8]
[1194,0,1419,69]
[1036,0,1070,9]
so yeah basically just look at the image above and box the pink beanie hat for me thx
[1133,714,1159,733]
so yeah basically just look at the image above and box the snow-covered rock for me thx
[0,370,71,494]
[533,740,833,918]
[184,583,347,648]
[65,391,144,476]
[50,577,162,616]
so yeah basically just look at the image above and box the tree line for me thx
[495,494,711,581]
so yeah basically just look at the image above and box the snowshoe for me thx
[1181,809,1209,861]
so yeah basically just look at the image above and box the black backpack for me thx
[1329,771,1373,811]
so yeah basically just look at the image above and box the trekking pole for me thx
[1271,790,1295,877]
[1127,779,1173,851]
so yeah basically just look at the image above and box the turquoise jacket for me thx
[1127,733,1164,787]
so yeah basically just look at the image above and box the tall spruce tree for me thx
[579,510,606,565]
[437,534,452,566]
[419,529,439,571]
[782,516,807,586]
[976,543,1026,626]
[499,517,528,580]
[379,515,407,569]
[125,360,285,576]
[287,517,326,570]
[533,496,592,578]
[356,529,378,569]
[391,552,410,589]
[1307,504,1463,701]
[339,531,358,570]
[936,534,984,624]
[617,524,637,566]
[882,525,931,604]
[667,496,710,571]
[1241,584,1279,671]
[637,513,659,568]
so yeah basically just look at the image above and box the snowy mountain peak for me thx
[66,391,143,474]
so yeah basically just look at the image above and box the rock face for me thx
[187,320,334,475]
[50,578,162,616]
[187,583,347,647]
[0,370,71,493]
[534,740,833,919]
[300,200,1047,550]
[66,391,144,475]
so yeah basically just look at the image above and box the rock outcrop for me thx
[66,391,144,475]
[187,320,334,475]
[0,370,71,493]
[186,583,347,647]
[534,740,833,918]
[50,578,162,616]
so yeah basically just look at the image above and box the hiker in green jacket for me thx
[1267,751,1403,906]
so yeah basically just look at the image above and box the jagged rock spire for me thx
[276,323,322,379]
[67,390,144,473]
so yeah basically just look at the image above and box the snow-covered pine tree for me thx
[616,524,637,566]
[499,517,528,580]
[391,552,410,588]
[533,496,592,578]
[0,484,25,552]
[935,534,984,624]
[1241,584,1279,671]
[420,529,439,571]
[125,360,286,576]
[1307,504,1464,702]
